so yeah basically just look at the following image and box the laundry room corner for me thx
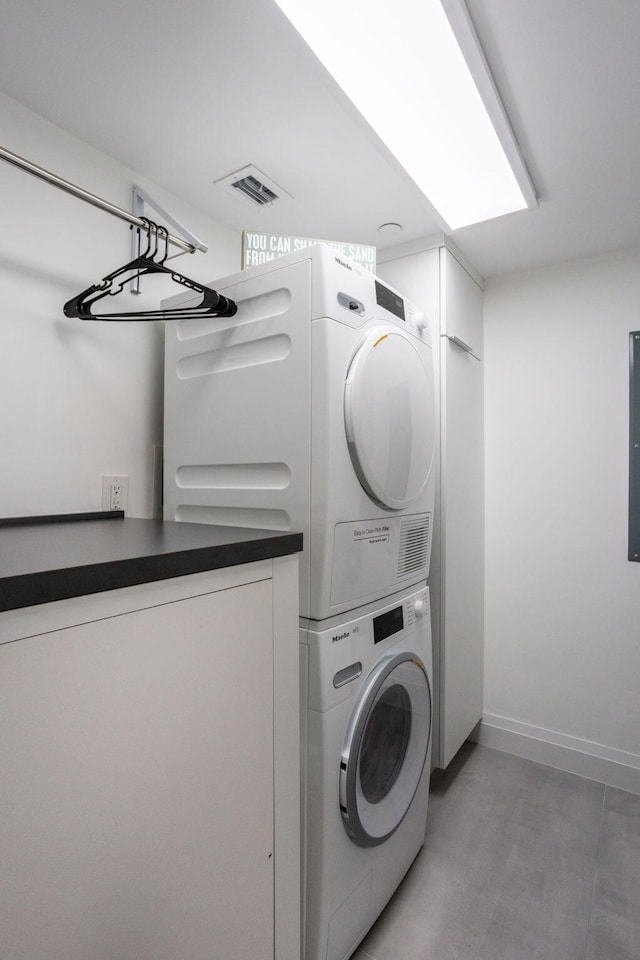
[481,247,640,793]
[0,92,240,520]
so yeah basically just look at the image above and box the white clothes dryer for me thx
[164,243,436,620]
[300,583,433,960]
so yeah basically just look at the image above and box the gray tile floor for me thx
[351,743,640,960]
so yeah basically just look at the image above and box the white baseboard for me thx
[471,714,640,796]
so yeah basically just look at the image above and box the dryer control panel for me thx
[375,279,405,320]
[334,282,431,342]
[307,243,431,342]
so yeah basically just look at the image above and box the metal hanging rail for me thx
[0,144,197,255]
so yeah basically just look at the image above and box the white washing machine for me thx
[164,243,436,620]
[300,583,433,960]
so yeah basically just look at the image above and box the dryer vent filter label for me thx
[352,524,391,545]
[331,516,430,606]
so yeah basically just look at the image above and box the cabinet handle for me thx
[442,333,480,361]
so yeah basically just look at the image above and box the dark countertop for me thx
[0,512,303,612]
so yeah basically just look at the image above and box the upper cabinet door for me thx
[440,248,484,361]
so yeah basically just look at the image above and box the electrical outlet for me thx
[102,475,129,513]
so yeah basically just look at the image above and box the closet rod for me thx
[0,144,196,254]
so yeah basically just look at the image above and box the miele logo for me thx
[331,630,351,643]
[334,257,352,271]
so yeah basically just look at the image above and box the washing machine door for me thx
[339,650,432,847]
[344,329,435,510]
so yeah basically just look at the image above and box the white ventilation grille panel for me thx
[397,515,431,579]
[232,175,278,206]
[215,165,291,208]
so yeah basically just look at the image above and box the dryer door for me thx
[339,650,432,847]
[344,329,435,510]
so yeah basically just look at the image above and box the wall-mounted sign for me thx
[242,231,376,273]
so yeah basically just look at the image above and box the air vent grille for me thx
[215,165,291,208]
[214,163,293,207]
[397,515,431,579]
[231,174,278,206]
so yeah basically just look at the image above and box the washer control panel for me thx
[301,583,431,713]
[372,603,405,644]
[413,598,429,619]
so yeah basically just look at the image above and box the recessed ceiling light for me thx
[377,222,404,237]
[273,0,536,230]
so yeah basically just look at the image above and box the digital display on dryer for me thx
[375,280,405,321]
[373,606,404,644]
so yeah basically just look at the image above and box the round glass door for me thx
[344,329,435,510]
[339,650,432,847]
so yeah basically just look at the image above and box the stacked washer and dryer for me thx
[164,243,436,960]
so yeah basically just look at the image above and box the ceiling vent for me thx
[215,165,291,208]
[233,174,278,206]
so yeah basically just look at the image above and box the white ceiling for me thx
[0,0,639,279]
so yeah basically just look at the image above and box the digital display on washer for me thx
[375,280,405,321]
[373,605,404,644]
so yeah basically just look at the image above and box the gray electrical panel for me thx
[629,332,640,560]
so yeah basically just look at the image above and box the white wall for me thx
[0,93,240,520]
[481,246,640,791]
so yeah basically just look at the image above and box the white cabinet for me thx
[439,248,484,767]
[379,242,484,768]
[0,557,300,960]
